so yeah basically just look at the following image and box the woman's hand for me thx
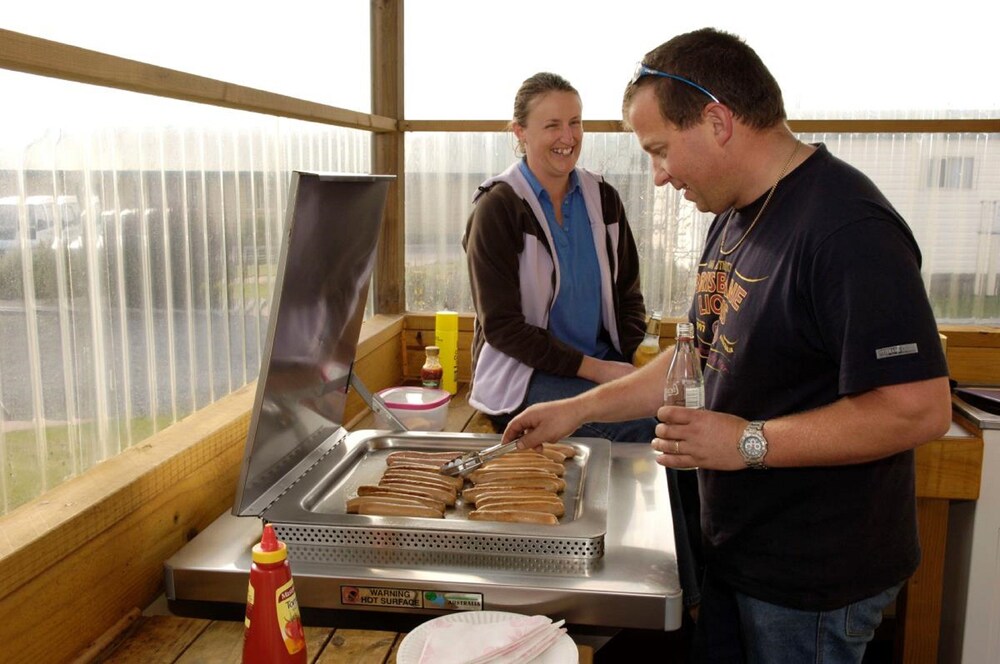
[577,355,636,384]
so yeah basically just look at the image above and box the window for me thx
[926,157,976,189]
[0,69,371,514]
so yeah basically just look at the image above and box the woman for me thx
[462,72,650,442]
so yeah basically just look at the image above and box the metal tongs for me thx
[349,372,408,432]
[439,437,523,476]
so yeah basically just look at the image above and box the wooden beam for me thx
[371,0,406,314]
[400,118,1000,134]
[0,28,395,133]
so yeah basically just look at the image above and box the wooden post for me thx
[371,0,406,314]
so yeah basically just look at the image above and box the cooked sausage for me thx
[476,460,565,476]
[462,485,559,503]
[378,479,457,505]
[385,451,464,467]
[355,486,447,512]
[381,461,444,473]
[543,442,576,458]
[468,476,566,493]
[346,495,444,517]
[537,448,567,463]
[469,469,561,483]
[468,469,562,484]
[474,498,565,517]
[382,468,464,491]
[462,486,558,504]
[468,509,559,525]
[510,448,566,463]
[356,499,444,518]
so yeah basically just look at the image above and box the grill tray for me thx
[262,431,610,560]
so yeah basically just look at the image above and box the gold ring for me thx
[674,440,681,455]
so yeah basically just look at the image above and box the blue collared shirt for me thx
[518,160,608,358]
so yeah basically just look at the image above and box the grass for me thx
[2,415,175,514]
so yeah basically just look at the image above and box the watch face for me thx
[742,434,766,459]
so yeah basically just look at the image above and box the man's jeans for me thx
[696,568,903,663]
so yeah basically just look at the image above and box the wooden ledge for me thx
[0,313,406,664]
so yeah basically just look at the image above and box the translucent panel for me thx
[404,132,713,316]
[405,0,998,119]
[6,0,371,113]
[0,69,371,514]
[405,131,1000,325]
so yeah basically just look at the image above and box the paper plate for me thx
[396,610,577,664]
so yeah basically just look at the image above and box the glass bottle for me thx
[632,312,663,367]
[420,345,443,389]
[664,322,704,409]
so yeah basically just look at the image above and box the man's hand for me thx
[502,398,586,450]
[651,406,747,470]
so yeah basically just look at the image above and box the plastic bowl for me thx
[374,386,451,431]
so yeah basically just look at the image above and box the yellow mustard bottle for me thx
[434,311,459,394]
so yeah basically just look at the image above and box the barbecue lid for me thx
[233,171,394,517]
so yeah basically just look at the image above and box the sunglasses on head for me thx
[630,63,721,104]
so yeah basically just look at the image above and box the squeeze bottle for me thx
[242,524,307,664]
[435,310,459,394]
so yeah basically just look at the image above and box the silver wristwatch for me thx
[738,420,769,470]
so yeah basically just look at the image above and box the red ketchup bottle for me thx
[242,523,307,664]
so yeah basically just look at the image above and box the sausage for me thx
[381,461,444,473]
[378,479,457,505]
[467,476,566,493]
[510,448,567,463]
[385,451,464,467]
[537,448,567,463]
[476,460,565,476]
[382,468,464,491]
[462,485,562,503]
[468,509,559,525]
[543,442,576,458]
[468,469,562,484]
[355,486,447,512]
[464,487,558,503]
[346,495,444,517]
[473,472,566,493]
[356,499,444,519]
[474,498,565,517]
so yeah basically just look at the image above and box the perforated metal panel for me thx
[275,523,604,559]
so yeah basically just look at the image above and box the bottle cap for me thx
[252,523,288,564]
[425,346,440,356]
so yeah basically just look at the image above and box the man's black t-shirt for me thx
[691,143,949,610]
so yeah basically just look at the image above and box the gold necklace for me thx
[719,140,801,255]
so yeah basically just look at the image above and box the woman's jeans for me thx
[695,568,903,663]
[488,367,703,609]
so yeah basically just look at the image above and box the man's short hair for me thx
[623,28,787,130]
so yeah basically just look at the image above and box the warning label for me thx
[339,586,485,612]
[340,586,422,609]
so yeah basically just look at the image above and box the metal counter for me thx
[165,441,682,632]
[952,388,1000,430]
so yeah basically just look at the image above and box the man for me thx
[502,28,952,662]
